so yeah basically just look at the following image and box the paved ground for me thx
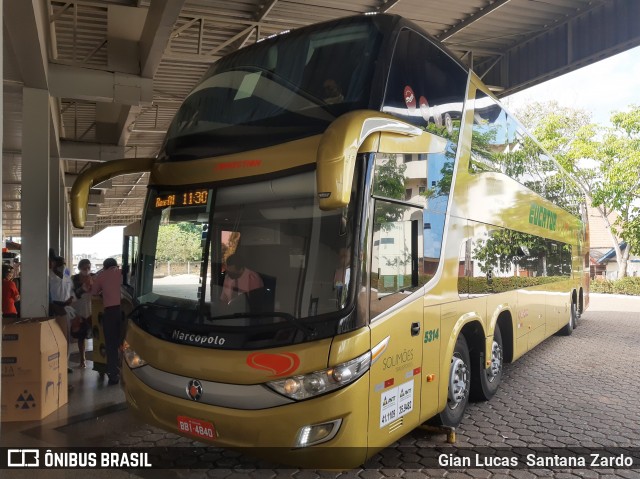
[5,294,640,478]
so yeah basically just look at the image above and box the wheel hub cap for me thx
[488,340,502,382]
[448,356,468,407]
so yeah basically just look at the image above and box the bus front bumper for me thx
[122,365,370,469]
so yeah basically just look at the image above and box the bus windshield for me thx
[136,168,360,346]
[161,18,384,160]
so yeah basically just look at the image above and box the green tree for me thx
[517,101,640,277]
[590,106,640,274]
[156,223,203,263]
[473,229,547,275]
[372,154,407,228]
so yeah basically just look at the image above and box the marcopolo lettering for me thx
[529,203,557,231]
[172,330,226,346]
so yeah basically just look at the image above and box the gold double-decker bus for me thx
[71,14,589,468]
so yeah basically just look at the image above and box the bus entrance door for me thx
[368,299,424,447]
[367,202,424,447]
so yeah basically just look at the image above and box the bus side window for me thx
[458,239,472,298]
[370,201,423,319]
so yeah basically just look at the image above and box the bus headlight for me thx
[122,341,147,369]
[267,351,371,400]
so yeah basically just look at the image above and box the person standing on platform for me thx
[71,259,93,368]
[2,264,20,318]
[49,255,75,373]
[91,258,122,385]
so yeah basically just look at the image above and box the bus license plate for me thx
[177,415,216,440]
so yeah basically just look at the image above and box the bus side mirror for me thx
[316,110,448,210]
[316,111,421,211]
[70,157,154,228]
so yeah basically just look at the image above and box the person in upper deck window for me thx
[322,79,344,104]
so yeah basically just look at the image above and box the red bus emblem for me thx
[186,379,203,401]
[246,352,301,378]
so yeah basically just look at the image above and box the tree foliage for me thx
[516,101,640,276]
[372,154,407,228]
[156,223,203,263]
[473,230,547,275]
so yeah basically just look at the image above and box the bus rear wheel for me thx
[432,334,470,427]
[558,302,576,336]
[470,326,503,402]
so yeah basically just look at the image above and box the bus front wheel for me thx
[433,335,470,427]
[470,326,503,402]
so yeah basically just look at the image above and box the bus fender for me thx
[487,305,514,364]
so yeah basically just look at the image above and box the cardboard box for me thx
[55,315,70,343]
[1,318,68,422]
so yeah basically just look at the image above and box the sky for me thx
[504,45,640,125]
[72,45,640,254]
[73,226,125,258]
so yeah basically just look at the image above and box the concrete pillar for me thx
[49,157,61,256]
[0,0,4,414]
[21,87,50,317]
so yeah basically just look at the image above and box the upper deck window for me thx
[161,19,384,161]
[382,29,467,137]
[470,91,584,217]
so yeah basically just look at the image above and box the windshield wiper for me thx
[209,311,317,338]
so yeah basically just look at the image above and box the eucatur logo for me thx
[246,352,301,378]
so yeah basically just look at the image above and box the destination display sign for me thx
[154,189,209,208]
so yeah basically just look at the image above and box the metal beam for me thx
[4,0,49,90]
[49,64,153,105]
[115,105,139,146]
[114,0,185,150]
[60,141,126,162]
[160,52,221,64]
[236,0,279,50]
[5,1,61,158]
[378,0,402,13]
[438,0,513,42]
[480,0,640,96]
[140,0,187,78]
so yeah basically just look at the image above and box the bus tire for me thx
[470,326,503,402]
[558,302,576,336]
[432,334,470,427]
[571,301,579,327]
